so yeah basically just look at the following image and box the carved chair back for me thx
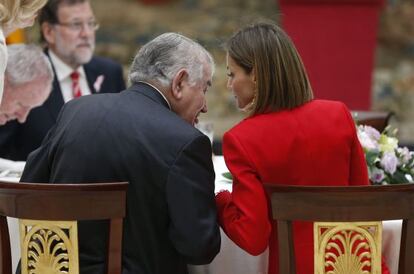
[0,181,128,274]
[264,183,414,274]
[352,111,393,132]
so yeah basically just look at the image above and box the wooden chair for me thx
[0,181,128,274]
[352,110,394,132]
[264,183,414,274]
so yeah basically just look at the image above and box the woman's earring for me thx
[241,90,257,113]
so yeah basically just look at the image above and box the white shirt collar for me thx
[48,50,87,81]
[138,81,171,110]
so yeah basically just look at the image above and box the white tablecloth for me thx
[0,173,20,273]
[382,220,402,274]
[5,157,402,274]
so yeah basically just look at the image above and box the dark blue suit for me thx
[0,51,126,160]
[21,83,221,274]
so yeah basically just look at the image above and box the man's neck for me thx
[48,49,79,70]
[137,81,172,110]
[48,50,83,84]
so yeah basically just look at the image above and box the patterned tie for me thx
[70,71,82,98]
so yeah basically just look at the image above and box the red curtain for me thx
[280,0,385,110]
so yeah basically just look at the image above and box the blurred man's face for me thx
[42,2,96,69]
[0,78,52,125]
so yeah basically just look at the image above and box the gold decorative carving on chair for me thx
[20,220,79,274]
[314,222,382,274]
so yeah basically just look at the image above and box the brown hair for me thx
[226,21,313,115]
[0,0,47,26]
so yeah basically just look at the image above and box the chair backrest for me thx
[264,183,414,274]
[352,110,394,132]
[0,181,128,274]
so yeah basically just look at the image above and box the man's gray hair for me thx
[6,44,53,86]
[129,33,214,87]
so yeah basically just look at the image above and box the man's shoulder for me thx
[127,90,205,146]
[86,55,123,71]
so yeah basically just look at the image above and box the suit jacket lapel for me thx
[44,49,65,121]
[84,62,98,94]
[44,50,98,121]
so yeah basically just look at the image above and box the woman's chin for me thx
[237,99,255,113]
[236,101,246,110]
[237,101,248,110]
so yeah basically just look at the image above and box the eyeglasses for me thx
[56,20,99,32]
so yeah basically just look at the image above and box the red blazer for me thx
[215,100,386,274]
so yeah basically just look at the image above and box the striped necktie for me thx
[70,71,82,98]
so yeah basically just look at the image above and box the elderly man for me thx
[0,44,53,125]
[0,43,52,175]
[21,32,221,274]
[0,0,125,161]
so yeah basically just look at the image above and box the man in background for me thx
[22,32,221,274]
[0,43,53,125]
[0,43,53,175]
[0,0,125,160]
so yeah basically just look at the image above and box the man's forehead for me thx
[57,2,95,19]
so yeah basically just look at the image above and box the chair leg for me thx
[399,219,414,274]
[0,216,12,274]
[278,220,296,274]
[107,218,123,274]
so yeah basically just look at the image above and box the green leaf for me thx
[365,150,379,165]
[389,170,410,184]
[222,172,233,181]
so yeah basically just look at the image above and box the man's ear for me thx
[171,69,188,100]
[42,22,55,45]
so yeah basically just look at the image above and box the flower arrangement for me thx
[357,125,414,185]
[222,125,414,185]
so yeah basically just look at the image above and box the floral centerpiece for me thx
[222,125,414,185]
[357,125,414,185]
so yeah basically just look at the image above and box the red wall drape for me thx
[279,0,385,110]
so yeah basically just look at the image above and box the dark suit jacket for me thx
[0,51,126,161]
[21,83,221,274]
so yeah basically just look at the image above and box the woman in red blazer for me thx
[215,22,390,274]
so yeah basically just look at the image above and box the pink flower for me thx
[357,126,379,151]
[370,168,385,184]
[397,147,412,165]
[363,125,381,141]
[93,75,105,92]
[380,152,398,175]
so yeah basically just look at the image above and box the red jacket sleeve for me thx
[215,131,271,255]
[349,132,370,185]
[342,104,370,185]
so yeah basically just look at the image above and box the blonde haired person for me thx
[0,0,48,103]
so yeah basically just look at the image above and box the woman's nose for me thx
[227,78,232,90]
